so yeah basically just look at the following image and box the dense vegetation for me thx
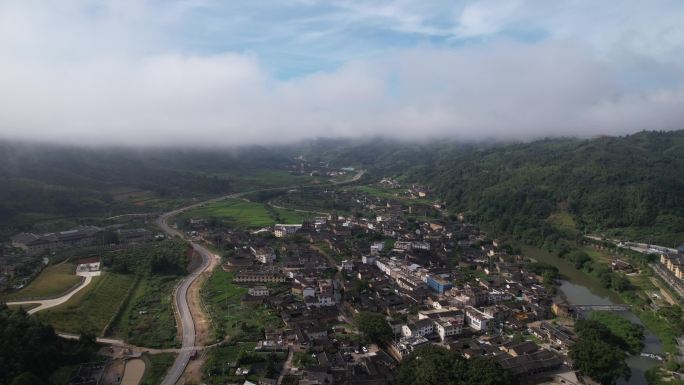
[3,131,682,246]
[570,319,632,385]
[353,311,393,346]
[0,141,298,240]
[102,240,189,276]
[412,131,684,246]
[396,345,517,385]
[590,311,645,354]
[0,304,98,385]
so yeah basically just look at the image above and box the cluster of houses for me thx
[660,251,684,279]
[3,224,156,292]
[186,184,582,384]
[10,226,102,256]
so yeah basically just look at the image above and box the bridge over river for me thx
[570,304,631,311]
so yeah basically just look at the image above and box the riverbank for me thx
[518,243,677,385]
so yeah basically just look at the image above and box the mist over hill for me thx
[1,131,682,245]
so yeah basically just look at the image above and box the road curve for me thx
[6,275,94,315]
[156,169,365,385]
[157,211,219,385]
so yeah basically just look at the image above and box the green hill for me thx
[412,131,684,246]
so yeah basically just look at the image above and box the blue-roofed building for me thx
[426,275,452,294]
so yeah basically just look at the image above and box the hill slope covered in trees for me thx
[411,131,684,246]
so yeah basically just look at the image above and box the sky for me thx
[0,0,683,146]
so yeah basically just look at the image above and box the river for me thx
[522,245,664,385]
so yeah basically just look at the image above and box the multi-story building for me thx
[426,275,453,294]
[251,246,276,264]
[234,271,286,283]
[11,226,101,256]
[274,224,302,238]
[661,253,684,279]
[248,286,269,296]
[465,306,493,331]
[434,317,463,341]
[401,319,434,337]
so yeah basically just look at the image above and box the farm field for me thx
[113,276,179,348]
[202,270,283,341]
[4,263,81,301]
[181,199,308,228]
[230,170,319,191]
[35,272,136,335]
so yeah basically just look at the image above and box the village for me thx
[180,184,586,385]
[3,177,683,385]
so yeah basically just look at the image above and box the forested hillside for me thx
[412,131,684,246]
[2,131,682,245]
[0,141,295,239]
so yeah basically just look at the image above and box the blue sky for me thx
[0,0,683,146]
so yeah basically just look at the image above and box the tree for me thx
[353,311,393,346]
[397,345,517,385]
[0,305,97,384]
[570,319,631,385]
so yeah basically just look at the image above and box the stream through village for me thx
[527,246,664,385]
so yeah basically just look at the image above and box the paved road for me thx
[6,275,94,315]
[157,214,218,385]
[156,169,365,385]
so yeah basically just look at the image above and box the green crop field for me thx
[230,170,319,191]
[5,263,81,301]
[36,272,136,335]
[271,207,311,224]
[203,270,283,341]
[113,276,179,348]
[181,199,309,228]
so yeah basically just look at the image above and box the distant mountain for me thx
[411,131,684,246]
[0,141,294,239]
[1,131,682,245]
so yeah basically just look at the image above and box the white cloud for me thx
[0,0,683,146]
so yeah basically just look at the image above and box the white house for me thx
[370,241,385,255]
[248,286,269,297]
[250,246,276,264]
[465,306,493,331]
[401,319,434,337]
[338,260,353,272]
[434,317,463,341]
[274,224,302,238]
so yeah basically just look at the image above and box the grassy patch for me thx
[5,263,81,300]
[271,207,311,224]
[113,276,179,348]
[203,270,283,341]
[547,211,577,233]
[590,311,644,354]
[231,170,317,191]
[141,353,176,385]
[181,199,312,228]
[36,273,136,335]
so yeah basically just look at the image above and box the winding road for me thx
[156,169,366,385]
[6,274,95,315]
[156,205,222,385]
